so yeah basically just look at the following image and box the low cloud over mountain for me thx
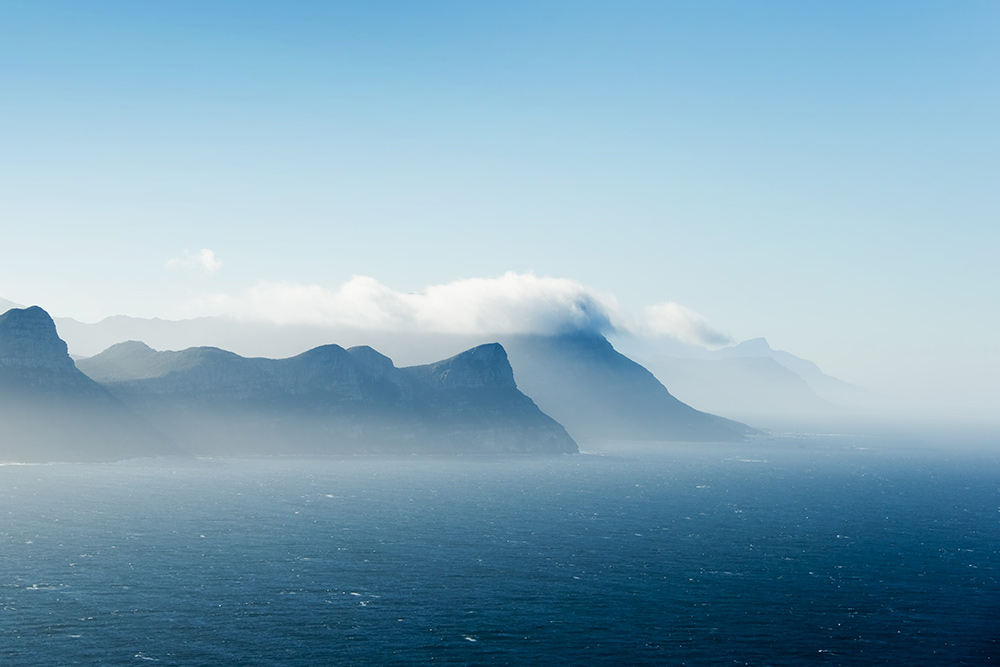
[181,272,730,346]
[641,301,732,347]
[185,272,617,335]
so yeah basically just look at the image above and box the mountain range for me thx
[4,296,885,463]
[1,306,583,461]
[53,312,758,441]
[78,338,577,457]
[624,337,868,429]
[37,307,865,430]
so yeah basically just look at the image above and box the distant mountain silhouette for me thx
[0,297,24,314]
[713,337,867,409]
[623,336,871,429]
[641,355,841,427]
[0,307,174,462]
[500,333,754,442]
[78,340,577,456]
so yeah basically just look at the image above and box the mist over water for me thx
[2,435,998,665]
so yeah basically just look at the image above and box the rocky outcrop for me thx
[0,306,79,378]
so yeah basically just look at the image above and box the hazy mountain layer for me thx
[641,356,843,429]
[3,297,875,433]
[0,307,174,462]
[78,340,577,456]
[501,333,754,442]
[712,338,868,409]
[614,334,870,428]
[48,309,759,442]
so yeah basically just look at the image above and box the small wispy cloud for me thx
[167,249,223,274]
[640,301,732,347]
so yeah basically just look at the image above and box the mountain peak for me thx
[347,345,396,378]
[0,306,74,371]
[109,340,156,352]
[501,332,754,442]
[412,342,517,389]
[730,337,772,353]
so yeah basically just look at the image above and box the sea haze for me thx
[1,435,998,665]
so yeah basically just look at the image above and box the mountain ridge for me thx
[4,302,772,443]
[78,337,578,457]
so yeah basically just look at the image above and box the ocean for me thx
[1,435,998,665]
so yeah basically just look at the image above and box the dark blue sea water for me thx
[2,435,998,666]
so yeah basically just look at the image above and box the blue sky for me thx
[2,1,998,415]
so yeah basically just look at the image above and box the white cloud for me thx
[183,272,731,346]
[167,248,223,274]
[187,272,619,335]
[641,301,732,347]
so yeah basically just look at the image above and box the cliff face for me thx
[0,307,174,462]
[0,306,82,385]
[407,343,518,390]
[79,340,577,456]
[402,344,576,454]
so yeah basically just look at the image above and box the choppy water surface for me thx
[2,435,998,665]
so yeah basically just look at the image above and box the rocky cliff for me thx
[1,306,81,380]
[402,344,576,454]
